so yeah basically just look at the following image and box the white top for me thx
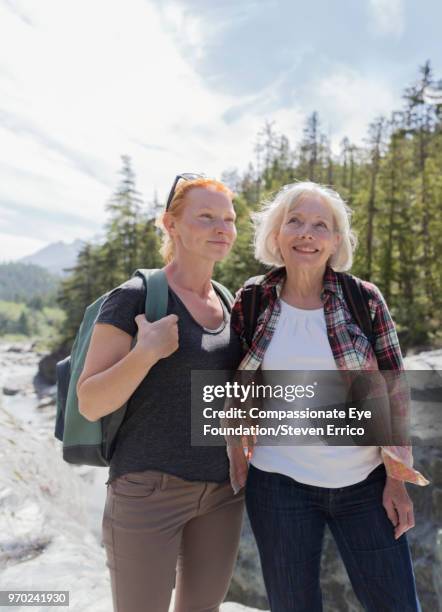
[250,299,382,487]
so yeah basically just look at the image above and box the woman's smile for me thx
[292,245,319,254]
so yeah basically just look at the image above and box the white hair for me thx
[253,181,357,271]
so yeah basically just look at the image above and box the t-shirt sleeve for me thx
[95,276,146,337]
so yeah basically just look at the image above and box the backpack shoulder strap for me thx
[133,268,169,322]
[135,270,234,318]
[338,272,375,348]
[211,280,234,312]
[241,270,284,348]
[242,284,264,349]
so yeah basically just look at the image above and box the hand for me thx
[228,444,249,492]
[241,434,256,461]
[383,476,415,540]
[134,314,179,361]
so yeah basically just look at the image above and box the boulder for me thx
[37,346,69,385]
[2,385,20,396]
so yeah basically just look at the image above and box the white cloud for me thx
[0,0,416,262]
[161,2,205,60]
[314,66,399,151]
[0,0,309,260]
[368,0,405,37]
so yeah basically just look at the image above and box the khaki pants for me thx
[102,469,245,612]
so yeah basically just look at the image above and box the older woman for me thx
[77,175,245,612]
[228,182,428,612]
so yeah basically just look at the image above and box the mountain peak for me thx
[19,239,86,276]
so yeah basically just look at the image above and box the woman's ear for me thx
[331,231,342,254]
[163,212,176,237]
[272,230,280,251]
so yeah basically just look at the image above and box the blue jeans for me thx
[246,463,421,612]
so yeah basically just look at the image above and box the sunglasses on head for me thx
[165,172,207,211]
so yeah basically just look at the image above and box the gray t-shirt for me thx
[95,275,242,484]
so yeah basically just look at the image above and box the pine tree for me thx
[105,155,143,278]
[54,63,442,353]
[299,112,320,181]
[364,117,386,281]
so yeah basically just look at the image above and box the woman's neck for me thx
[280,265,326,308]
[164,259,214,298]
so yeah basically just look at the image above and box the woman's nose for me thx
[216,220,230,233]
[296,226,314,238]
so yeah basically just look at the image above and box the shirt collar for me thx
[259,265,345,302]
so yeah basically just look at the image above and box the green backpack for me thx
[54,268,234,467]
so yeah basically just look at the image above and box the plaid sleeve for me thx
[363,282,430,485]
[381,449,430,486]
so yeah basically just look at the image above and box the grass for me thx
[0,301,66,352]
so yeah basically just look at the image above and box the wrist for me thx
[386,475,405,486]
[132,342,158,368]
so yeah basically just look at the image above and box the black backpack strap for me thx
[339,273,375,349]
[241,273,375,351]
[242,284,264,348]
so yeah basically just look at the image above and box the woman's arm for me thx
[382,474,415,540]
[364,281,425,536]
[363,281,414,452]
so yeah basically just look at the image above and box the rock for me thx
[432,489,442,523]
[2,385,20,396]
[0,536,51,567]
[432,457,442,486]
[435,529,442,604]
[227,513,268,609]
[7,344,31,353]
[38,346,69,385]
[37,397,55,410]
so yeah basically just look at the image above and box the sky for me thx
[0,0,441,262]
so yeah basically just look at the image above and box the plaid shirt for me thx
[229,265,429,487]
